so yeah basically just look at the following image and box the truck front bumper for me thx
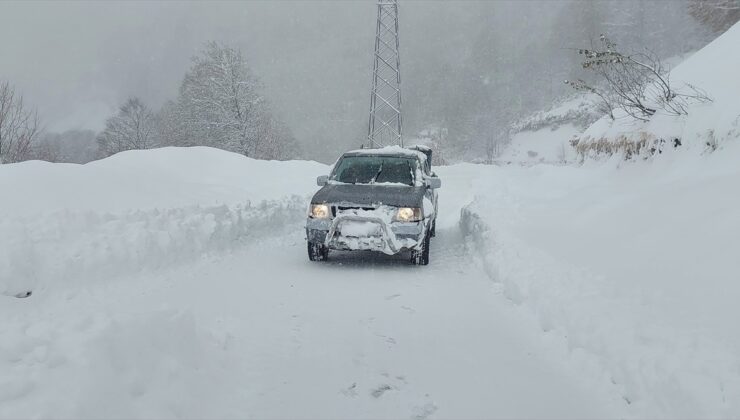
[306,216,424,255]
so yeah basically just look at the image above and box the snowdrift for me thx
[0,147,327,295]
[0,146,325,218]
[460,142,740,417]
[579,22,740,153]
[0,147,330,418]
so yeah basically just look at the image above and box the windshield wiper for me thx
[370,164,383,184]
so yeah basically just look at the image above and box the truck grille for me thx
[333,205,375,217]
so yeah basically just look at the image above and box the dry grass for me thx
[570,131,663,161]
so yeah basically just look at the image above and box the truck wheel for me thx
[430,220,437,237]
[307,242,329,262]
[411,233,430,266]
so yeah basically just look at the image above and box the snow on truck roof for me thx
[343,145,427,161]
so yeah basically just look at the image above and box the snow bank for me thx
[0,198,307,296]
[0,146,326,218]
[0,147,331,417]
[579,22,740,154]
[0,147,328,295]
[459,144,740,417]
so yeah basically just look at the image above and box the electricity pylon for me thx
[367,0,402,148]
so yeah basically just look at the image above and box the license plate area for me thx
[339,220,383,238]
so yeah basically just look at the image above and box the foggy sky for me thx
[0,2,368,128]
[1,1,537,160]
[0,1,706,161]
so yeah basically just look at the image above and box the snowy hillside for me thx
[501,23,740,164]
[579,22,740,154]
[499,95,601,164]
[461,141,740,417]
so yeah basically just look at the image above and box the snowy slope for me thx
[581,22,740,151]
[475,25,740,412]
[498,124,580,164]
[460,142,740,417]
[499,95,601,164]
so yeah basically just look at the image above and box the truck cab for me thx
[306,146,441,265]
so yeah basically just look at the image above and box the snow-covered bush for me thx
[570,35,711,122]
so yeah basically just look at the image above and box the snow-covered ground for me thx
[1,147,628,419]
[2,138,739,417]
[459,142,740,417]
[498,123,581,165]
[4,22,740,414]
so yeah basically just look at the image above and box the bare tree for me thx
[97,98,157,157]
[0,81,40,164]
[32,133,63,163]
[688,0,740,33]
[564,79,616,120]
[251,111,301,160]
[574,35,711,121]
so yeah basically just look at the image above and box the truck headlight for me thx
[395,207,422,222]
[310,204,330,219]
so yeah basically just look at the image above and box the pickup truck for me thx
[305,145,441,265]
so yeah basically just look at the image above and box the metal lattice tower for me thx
[367,0,402,148]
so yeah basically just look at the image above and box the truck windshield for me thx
[332,156,416,186]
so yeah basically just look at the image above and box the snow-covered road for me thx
[153,228,622,418]
[1,226,618,419]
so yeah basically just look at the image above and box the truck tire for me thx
[411,233,430,266]
[307,242,329,262]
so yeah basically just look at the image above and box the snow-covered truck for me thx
[306,146,441,265]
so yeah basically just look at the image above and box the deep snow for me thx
[0,146,325,218]
[458,23,740,417]
[0,147,623,419]
[458,143,740,417]
[2,140,739,418]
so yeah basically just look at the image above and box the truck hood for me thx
[311,184,426,208]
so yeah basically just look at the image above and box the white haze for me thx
[0,1,710,161]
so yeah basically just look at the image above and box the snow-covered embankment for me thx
[0,147,327,296]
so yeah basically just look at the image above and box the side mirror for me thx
[316,175,329,186]
[425,177,441,189]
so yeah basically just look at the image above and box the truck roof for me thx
[343,145,427,162]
